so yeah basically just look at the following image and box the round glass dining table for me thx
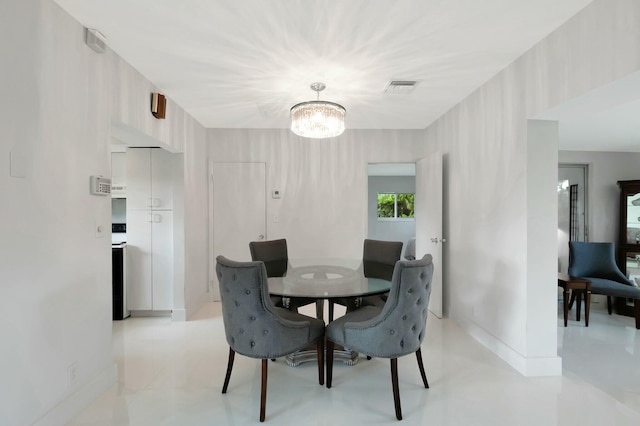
[267,258,392,366]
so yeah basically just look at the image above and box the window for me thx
[377,193,415,219]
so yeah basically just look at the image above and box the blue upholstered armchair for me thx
[325,254,434,421]
[216,256,325,422]
[568,241,640,328]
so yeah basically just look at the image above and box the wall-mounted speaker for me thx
[151,93,166,119]
[84,28,106,54]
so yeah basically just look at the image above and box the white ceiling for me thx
[53,0,597,131]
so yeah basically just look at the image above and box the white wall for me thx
[559,151,640,243]
[425,0,640,375]
[208,129,429,260]
[0,1,209,424]
[1,1,114,425]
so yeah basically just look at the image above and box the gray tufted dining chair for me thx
[249,238,322,317]
[328,239,403,321]
[216,256,325,422]
[325,254,433,421]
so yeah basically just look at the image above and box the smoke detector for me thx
[384,80,419,95]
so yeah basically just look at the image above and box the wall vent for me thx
[384,80,419,94]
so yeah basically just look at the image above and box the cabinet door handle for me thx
[146,198,153,207]
[153,214,161,223]
[152,198,161,207]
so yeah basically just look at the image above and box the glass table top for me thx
[267,258,391,299]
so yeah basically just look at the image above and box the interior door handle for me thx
[431,237,446,244]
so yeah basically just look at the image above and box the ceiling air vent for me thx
[384,80,419,95]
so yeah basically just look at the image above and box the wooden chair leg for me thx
[391,358,402,421]
[568,291,577,310]
[260,359,268,422]
[416,348,429,388]
[584,290,591,327]
[607,296,613,315]
[326,340,334,388]
[563,287,570,327]
[317,338,325,386]
[576,291,582,321]
[635,299,640,329]
[315,299,324,321]
[328,301,335,322]
[222,348,235,394]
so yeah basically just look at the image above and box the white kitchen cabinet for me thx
[126,148,174,210]
[126,210,174,310]
[126,147,176,312]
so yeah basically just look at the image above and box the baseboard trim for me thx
[33,362,117,426]
[172,308,187,322]
[453,313,562,377]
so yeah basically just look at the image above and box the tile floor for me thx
[69,300,640,425]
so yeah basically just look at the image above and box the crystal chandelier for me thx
[290,82,346,139]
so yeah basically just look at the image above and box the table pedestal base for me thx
[285,348,359,367]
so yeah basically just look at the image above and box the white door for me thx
[415,152,444,318]
[211,162,267,300]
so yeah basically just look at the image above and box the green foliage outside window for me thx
[377,193,414,218]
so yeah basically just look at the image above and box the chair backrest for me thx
[363,239,403,281]
[568,241,632,284]
[345,255,434,358]
[216,255,321,359]
[249,239,288,278]
[404,237,416,260]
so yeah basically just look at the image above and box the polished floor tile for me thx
[69,301,640,425]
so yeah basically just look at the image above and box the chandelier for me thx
[290,82,346,139]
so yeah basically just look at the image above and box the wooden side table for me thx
[558,272,591,327]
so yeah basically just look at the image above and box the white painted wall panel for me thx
[207,129,429,263]
[0,1,208,424]
[425,0,640,375]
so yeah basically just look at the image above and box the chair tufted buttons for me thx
[390,329,396,335]
[234,301,240,307]
[239,328,244,334]
[420,272,425,279]
[245,289,251,295]
[411,325,416,332]
[250,341,255,347]
[416,297,422,305]
[400,340,404,347]
[263,330,269,335]
[250,316,256,321]
[408,288,414,293]
[402,315,407,320]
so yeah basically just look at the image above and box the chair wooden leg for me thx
[260,359,268,422]
[635,299,640,329]
[576,291,582,322]
[328,301,335,322]
[317,338,325,386]
[315,299,325,321]
[607,296,613,315]
[416,348,429,389]
[326,340,334,388]
[222,348,235,394]
[391,358,402,420]
[563,287,570,327]
[584,290,591,327]
[568,291,576,310]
